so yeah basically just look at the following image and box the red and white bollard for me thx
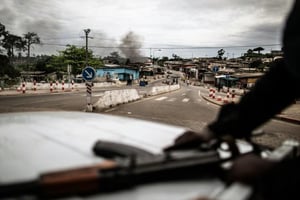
[56,81,58,89]
[62,80,64,91]
[209,88,213,97]
[71,80,74,90]
[212,89,215,99]
[33,80,37,91]
[17,85,21,92]
[50,81,53,92]
[223,96,229,104]
[231,90,235,102]
[22,82,26,94]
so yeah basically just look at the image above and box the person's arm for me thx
[283,0,300,84]
[208,59,299,138]
[164,0,300,151]
[208,0,300,138]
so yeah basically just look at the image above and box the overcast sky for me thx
[0,0,294,58]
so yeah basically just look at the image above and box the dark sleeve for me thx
[258,157,300,200]
[208,59,299,138]
[283,0,300,84]
[208,1,300,138]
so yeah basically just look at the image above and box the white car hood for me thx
[0,111,225,199]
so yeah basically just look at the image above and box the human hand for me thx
[164,127,216,152]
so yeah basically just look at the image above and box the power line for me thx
[40,42,281,49]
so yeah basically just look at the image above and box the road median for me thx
[94,84,180,111]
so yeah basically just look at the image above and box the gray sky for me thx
[0,0,294,58]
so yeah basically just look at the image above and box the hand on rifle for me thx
[164,127,217,151]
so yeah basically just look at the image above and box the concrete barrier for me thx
[148,84,180,96]
[94,85,180,111]
[94,89,141,110]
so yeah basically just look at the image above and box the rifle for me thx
[1,136,297,199]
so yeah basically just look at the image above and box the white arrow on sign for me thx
[84,70,93,78]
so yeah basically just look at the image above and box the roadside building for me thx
[215,75,238,88]
[140,64,165,77]
[203,72,215,84]
[96,66,139,82]
[232,72,264,89]
[20,71,46,82]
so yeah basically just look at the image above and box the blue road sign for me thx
[212,66,219,72]
[82,66,96,81]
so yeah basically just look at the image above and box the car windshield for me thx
[0,0,299,199]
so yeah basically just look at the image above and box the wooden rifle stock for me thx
[0,160,118,198]
[40,160,118,197]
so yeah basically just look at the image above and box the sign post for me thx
[82,66,96,112]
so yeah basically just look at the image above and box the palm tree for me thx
[253,47,264,54]
[217,48,225,59]
[2,33,22,58]
[0,23,7,54]
[23,32,40,58]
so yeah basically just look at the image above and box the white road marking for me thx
[167,98,176,102]
[155,97,168,101]
[93,93,104,97]
[182,98,190,102]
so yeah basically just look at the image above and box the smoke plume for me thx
[119,31,143,61]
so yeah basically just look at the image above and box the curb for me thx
[274,115,300,125]
[202,94,300,125]
[201,94,236,106]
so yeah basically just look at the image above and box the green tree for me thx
[35,56,53,73]
[0,54,20,78]
[110,51,120,58]
[171,54,182,60]
[247,49,254,56]
[253,47,264,54]
[23,32,40,58]
[2,33,23,58]
[61,45,89,75]
[48,45,103,76]
[217,48,225,59]
[250,59,262,69]
[0,23,7,54]
[0,23,5,36]
[103,51,125,64]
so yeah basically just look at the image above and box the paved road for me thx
[1,81,299,149]
[0,91,94,112]
[104,84,220,132]
[103,84,300,149]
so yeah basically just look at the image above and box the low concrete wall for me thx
[94,85,180,111]
[94,89,141,110]
[148,84,180,96]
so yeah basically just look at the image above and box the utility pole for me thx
[84,28,91,66]
[82,28,94,112]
